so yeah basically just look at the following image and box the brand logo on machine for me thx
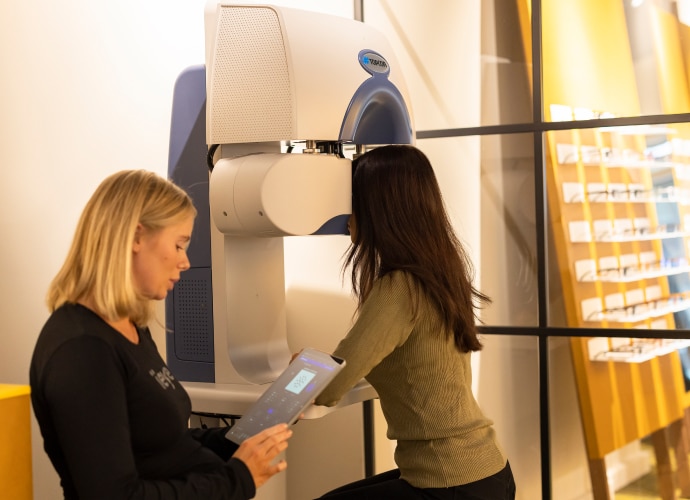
[360,51,389,74]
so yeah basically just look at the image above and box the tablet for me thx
[225,348,346,444]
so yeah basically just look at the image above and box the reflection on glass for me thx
[418,134,538,327]
[545,122,690,331]
[479,133,538,326]
[546,121,690,496]
[551,336,690,499]
[362,0,532,129]
[543,1,690,121]
[479,335,541,500]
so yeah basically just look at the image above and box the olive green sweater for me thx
[315,271,506,488]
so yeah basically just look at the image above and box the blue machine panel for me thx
[165,65,215,382]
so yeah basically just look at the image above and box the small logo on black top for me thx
[149,366,176,390]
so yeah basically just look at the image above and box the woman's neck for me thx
[77,299,139,344]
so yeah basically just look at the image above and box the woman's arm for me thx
[315,272,416,407]
[189,426,239,461]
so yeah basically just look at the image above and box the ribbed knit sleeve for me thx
[315,271,415,407]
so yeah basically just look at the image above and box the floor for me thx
[616,472,666,499]
[615,464,690,499]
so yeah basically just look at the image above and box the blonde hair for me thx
[47,170,197,325]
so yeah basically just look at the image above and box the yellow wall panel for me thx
[542,0,640,118]
[679,20,690,92]
[0,385,32,500]
[651,6,690,113]
[515,0,532,91]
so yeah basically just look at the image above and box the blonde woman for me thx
[30,170,292,499]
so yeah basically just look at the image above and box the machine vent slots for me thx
[210,7,293,142]
[173,277,213,363]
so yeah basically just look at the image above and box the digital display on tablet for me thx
[285,369,316,395]
[225,348,345,444]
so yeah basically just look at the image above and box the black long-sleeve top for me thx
[30,303,254,499]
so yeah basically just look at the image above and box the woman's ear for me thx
[132,223,145,252]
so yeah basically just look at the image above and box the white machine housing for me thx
[210,153,352,236]
[181,4,413,411]
[204,3,413,144]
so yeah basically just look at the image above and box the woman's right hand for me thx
[231,423,293,489]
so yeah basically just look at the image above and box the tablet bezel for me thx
[225,347,345,444]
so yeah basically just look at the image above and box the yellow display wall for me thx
[651,6,690,114]
[542,0,641,120]
[541,1,690,498]
[0,384,32,500]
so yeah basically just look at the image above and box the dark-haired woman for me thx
[315,145,515,499]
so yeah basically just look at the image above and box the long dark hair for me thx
[344,145,489,352]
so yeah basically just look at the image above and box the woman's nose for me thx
[180,251,191,271]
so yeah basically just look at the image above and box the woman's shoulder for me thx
[371,271,422,305]
[380,270,418,288]
[35,304,117,358]
[43,302,105,334]
[32,304,122,382]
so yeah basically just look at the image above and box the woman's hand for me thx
[232,423,293,489]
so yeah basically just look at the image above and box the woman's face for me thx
[131,216,193,300]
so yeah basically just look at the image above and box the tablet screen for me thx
[225,348,345,444]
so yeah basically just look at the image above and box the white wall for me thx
[0,1,543,499]
[0,1,352,498]
[0,1,209,497]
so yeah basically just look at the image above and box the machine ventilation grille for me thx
[209,6,293,143]
[173,271,214,363]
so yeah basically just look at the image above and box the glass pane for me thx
[478,334,541,500]
[417,134,539,326]
[417,134,539,327]
[545,122,690,333]
[550,335,690,499]
[543,0,690,121]
[363,0,533,129]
